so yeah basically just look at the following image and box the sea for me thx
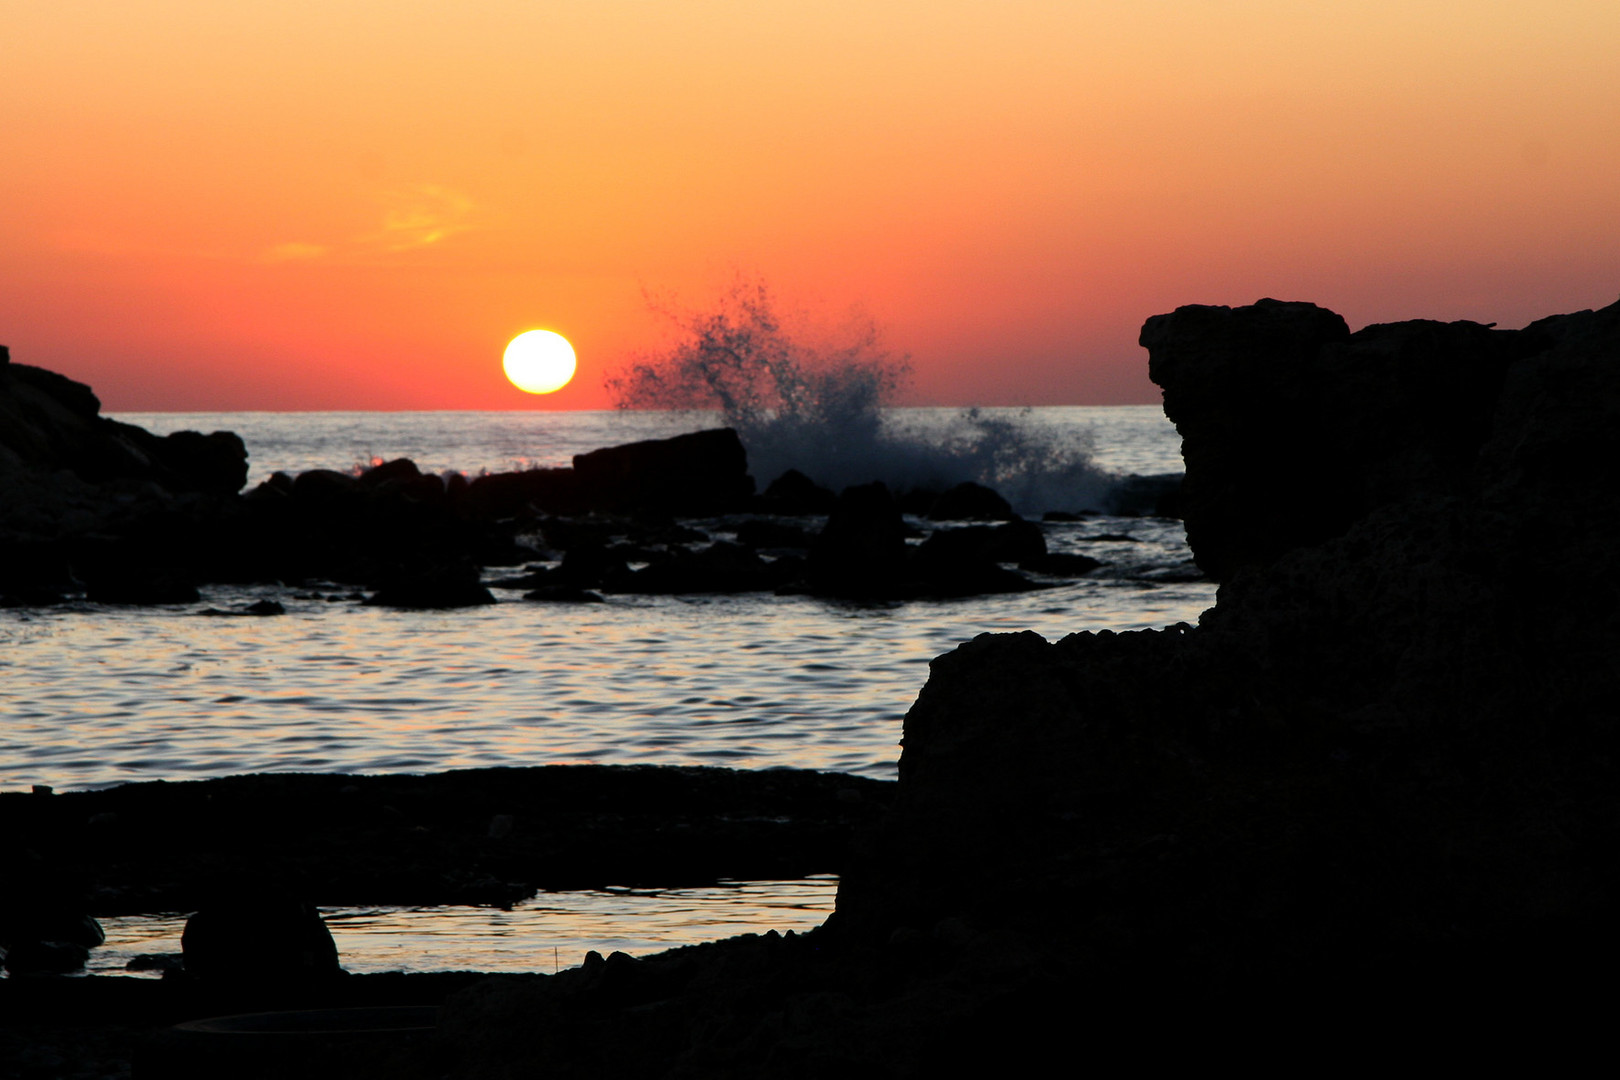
[1,405,1213,975]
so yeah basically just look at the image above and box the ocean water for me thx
[3,406,1204,793]
[2,406,1208,973]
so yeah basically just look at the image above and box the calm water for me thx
[2,406,1205,972]
[91,878,839,979]
[4,406,1203,794]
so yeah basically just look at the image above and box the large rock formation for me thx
[839,294,1620,979]
[439,297,1620,1074]
[0,345,248,497]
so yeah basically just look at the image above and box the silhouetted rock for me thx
[573,428,753,516]
[463,468,580,519]
[359,457,422,487]
[0,350,247,497]
[758,468,836,515]
[924,481,1016,521]
[1,849,104,977]
[551,542,629,588]
[906,521,1046,596]
[182,891,341,986]
[838,294,1620,991]
[365,560,495,609]
[608,541,773,595]
[1141,298,1540,579]
[1104,471,1184,518]
[807,483,909,598]
[85,568,200,606]
[157,429,250,495]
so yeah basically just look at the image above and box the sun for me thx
[503,330,577,394]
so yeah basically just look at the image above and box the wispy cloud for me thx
[259,184,476,264]
[373,184,476,252]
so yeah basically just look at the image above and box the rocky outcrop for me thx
[435,297,1620,1074]
[1141,299,1547,580]
[839,295,1620,980]
[0,345,247,497]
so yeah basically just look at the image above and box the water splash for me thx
[607,279,1116,513]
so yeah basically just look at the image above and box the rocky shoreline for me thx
[1,342,1171,610]
[5,294,1618,1075]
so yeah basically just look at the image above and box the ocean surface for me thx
[2,406,1209,973]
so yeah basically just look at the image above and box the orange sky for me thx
[3,1,1617,410]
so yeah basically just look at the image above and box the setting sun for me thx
[502,330,577,395]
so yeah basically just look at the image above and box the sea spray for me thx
[606,280,1117,513]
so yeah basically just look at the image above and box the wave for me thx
[606,279,1120,514]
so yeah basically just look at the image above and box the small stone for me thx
[30,784,52,796]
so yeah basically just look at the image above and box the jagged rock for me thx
[1142,299,1542,579]
[0,350,246,496]
[838,295,1620,986]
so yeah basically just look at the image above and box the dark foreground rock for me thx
[0,766,893,914]
[430,297,1620,1074]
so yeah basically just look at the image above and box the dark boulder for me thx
[807,483,909,598]
[573,428,753,516]
[609,541,772,594]
[85,567,200,605]
[155,429,250,495]
[181,892,341,986]
[365,560,495,609]
[916,520,1046,566]
[758,469,837,515]
[924,482,1016,521]
[358,457,422,487]
[291,468,363,508]
[550,542,629,588]
[1104,472,1184,518]
[462,468,580,519]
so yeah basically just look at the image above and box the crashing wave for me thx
[606,279,1119,514]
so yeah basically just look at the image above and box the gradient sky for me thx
[3,1,1617,410]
